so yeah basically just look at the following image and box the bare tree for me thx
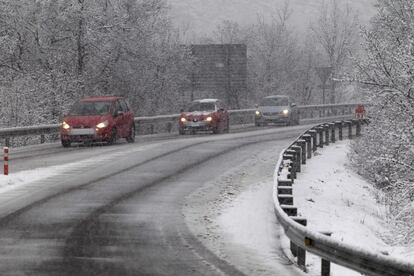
[248,2,300,103]
[212,20,249,44]
[311,0,359,103]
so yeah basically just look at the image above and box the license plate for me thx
[187,122,203,127]
[70,128,95,135]
[264,116,281,120]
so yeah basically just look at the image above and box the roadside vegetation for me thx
[0,0,361,128]
[0,0,193,128]
[198,0,360,107]
[350,0,414,245]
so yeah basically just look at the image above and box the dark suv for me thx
[60,96,135,147]
[178,99,229,134]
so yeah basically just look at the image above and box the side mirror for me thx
[219,108,224,112]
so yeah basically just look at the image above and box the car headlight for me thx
[62,121,70,130]
[96,120,109,129]
[180,117,187,123]
[283,109,289,115]
[206,116,213,122]
[255,110,260,116]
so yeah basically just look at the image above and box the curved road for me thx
[0,126,309,275]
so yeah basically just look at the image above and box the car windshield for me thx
[188,102,216,112]
[69,101,112,116]
[260,97,289,106]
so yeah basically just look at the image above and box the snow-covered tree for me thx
[311,0,359,103]
[247,3,302,104]
[351,0,414,244]
[0,0,193,130]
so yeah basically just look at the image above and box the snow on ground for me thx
[0,165,67,193]
[184,139,413,276]
[0,142,162,196]
[183,141,306,275]
[289,140,414,275]
[2,135,412,275]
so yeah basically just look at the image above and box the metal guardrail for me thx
[273,120,414,276]
[135,104,358,135]
[0,103,358,146]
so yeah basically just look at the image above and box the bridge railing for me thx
[273,119,414,276]
[0,103,358,147]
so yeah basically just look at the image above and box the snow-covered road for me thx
[1,125,409,275]
[0,125,309,275]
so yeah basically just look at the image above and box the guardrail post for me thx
[345,121,352,139]
[293,217,308,270]
[289,217,307,258]
[286,148,300,174]
[290,146,302,172]
[323,125,329,146]
[328,123,335,143]
[278,185,293,195]
[278,179,293,187]
[283,154,296,180]
[278,194,293,205]
[302,134,312,159]
[315,127,324,148]
[355,120,361,137]
[335,121,343,140]
[321,232,332,276]
[296,140,307,164]
[307,130,317,152]
[280,204,297,216]
[40,134,45,144]
[166,122,172,133]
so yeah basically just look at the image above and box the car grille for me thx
[263,112,282,116]
[73,125,91,129]
[191,118,203,122]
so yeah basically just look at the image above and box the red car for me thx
[60,96,135,147]
[179,99,230,134]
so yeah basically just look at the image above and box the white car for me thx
[254,95,299,126]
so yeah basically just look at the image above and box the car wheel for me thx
[61,140,71,148]
[126,125,135,143]
[108,128,117,145]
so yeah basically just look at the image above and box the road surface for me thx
[0,126,308,275]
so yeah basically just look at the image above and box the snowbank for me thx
[292,140,414,275]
